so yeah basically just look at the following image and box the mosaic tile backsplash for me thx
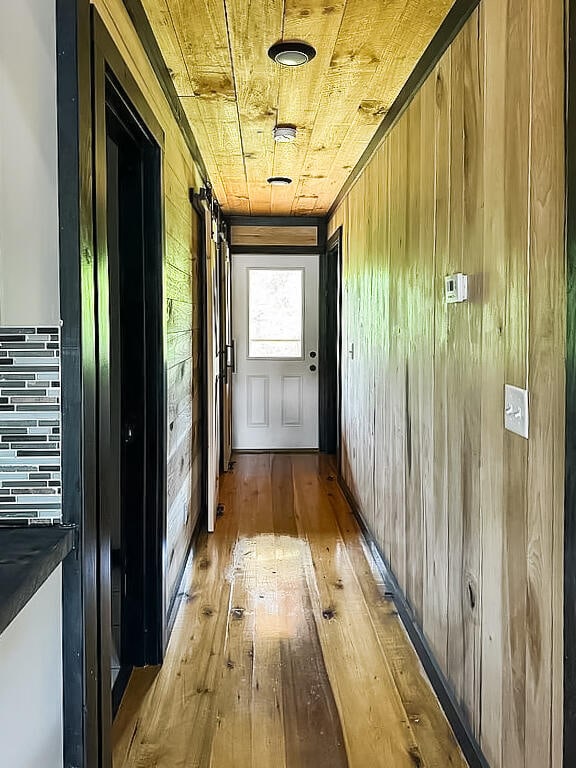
[0,327,61,524]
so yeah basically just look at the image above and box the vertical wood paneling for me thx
[446,29,466,714]
[405,93,424,622]
[92,0,204,613]
[478,0,506,761]
[525,0,565,764]
[328,1,565,765]
[429,52,451,675]
[501,0,530,762]
[460,13,483,734]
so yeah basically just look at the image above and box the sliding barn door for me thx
[201,204,221,532]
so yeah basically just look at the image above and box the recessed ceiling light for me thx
[268,41,316,67]
[273,125,297,143]
[267,176,293,186]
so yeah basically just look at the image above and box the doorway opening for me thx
[97,72,165,719]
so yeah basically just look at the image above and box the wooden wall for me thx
[328,1,565,766]
[93,0,204,615]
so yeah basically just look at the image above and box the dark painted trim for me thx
[565,1,576,765]
[228,216,326,228]
[230,245,321,256]
[0,526,75,636]
[317,218,328,253]
[56,0,98,765]
[336,476,490,768]
[327,0,481,218]
[319,227,342,456]
[92,13,164,148]
[234,448,319,455]
[111,667,132,717]
[120,0,209,182]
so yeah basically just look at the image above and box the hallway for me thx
[112,454,467,767]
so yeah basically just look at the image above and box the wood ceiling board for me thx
[142,0,458,214]
[165,0,235,90]
[140,0,194,94]
[286,0,413,213]
[274,1,348,215]
[180,99,249,210]
[156,0,244,193]
[225,0,284,215]
[298,0,446,214]
[140,0,232,205]
[311,0,455,212]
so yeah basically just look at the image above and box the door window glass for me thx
[248,268,303,358]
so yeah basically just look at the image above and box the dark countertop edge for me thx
[0,525,76,636]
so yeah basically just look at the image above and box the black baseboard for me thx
[165,509,205,642]
[337,476,490,768]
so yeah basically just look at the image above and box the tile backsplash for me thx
[0,327,61,524]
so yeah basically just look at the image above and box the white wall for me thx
[0,567,63,768]
[0,0,60,325]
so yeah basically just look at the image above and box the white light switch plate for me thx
[504,385,529,439]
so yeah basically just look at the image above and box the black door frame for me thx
[57,5,167,765]
[565,0,576,764]
[93,10,166,756]
[319,227,343,462]
[57,0,99,765]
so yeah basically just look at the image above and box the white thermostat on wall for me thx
[445,273,468,304]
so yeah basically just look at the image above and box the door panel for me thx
[199,202,221,532]
[282,376,303,426]
[232,254,319,450]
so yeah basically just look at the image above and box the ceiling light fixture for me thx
[267,176,293,186]
[273,125,297,143]
[267,41,316,67]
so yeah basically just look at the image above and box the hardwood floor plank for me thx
[290,454,424,767]
[271,455,348,768]
[316,456,467,768]
[113,453,468,768]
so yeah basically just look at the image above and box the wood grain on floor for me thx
[112,453,468,768]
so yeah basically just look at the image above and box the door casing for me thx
[319,227,343,462]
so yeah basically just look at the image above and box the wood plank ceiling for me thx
[141,0,456,215]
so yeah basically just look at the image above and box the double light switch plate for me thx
[504,384,529,439]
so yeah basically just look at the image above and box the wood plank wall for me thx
[328,2,566,766]
[92,0,204,614]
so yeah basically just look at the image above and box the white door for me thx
[232,254,319,450]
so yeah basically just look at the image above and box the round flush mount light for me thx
[267,41,316,67]
[273,125,297,143]
[267,176,293,186]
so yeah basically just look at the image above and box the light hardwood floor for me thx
[112,453,468,767]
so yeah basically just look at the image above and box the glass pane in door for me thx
[248,268,303,358]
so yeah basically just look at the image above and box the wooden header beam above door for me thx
[137,0,458,216]
[228,215,326,255]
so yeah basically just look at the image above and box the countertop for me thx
[0,525,75,635]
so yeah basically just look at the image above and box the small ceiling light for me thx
[267,176,292,186]
[268,41,316,67]
[273,125,297,143]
